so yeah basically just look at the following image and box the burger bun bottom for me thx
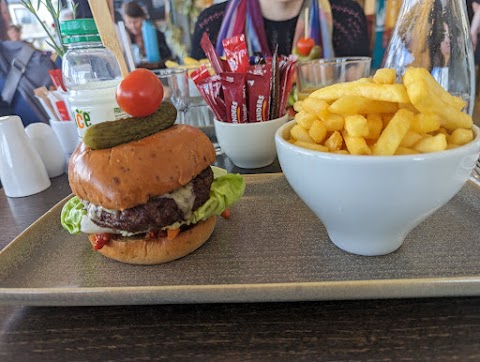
[88,216,216,265]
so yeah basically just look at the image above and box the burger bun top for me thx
[68,124,216,210]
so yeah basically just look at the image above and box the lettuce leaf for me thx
[61,168,245,234]
[211,165,228,178]
[170,173,245,228]
[61,196,87,234]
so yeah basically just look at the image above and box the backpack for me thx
[0,41,58,125]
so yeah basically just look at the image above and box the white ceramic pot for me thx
[0,116,51,197]
[26,123,66,178]
[49,119,80,158]
[214,115,288,169]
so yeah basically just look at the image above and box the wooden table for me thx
[1,156,480,360]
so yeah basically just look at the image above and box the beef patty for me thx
[87,167,213,233]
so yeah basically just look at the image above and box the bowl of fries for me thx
[275,67,480,256]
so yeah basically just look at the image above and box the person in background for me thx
[190,0,369,59]
[122,1,173,67]
[469,0,480,93]
[7,23,40,50]
[0,0,11,40]
[470,0,480,52]
[72,0,93,18]
[7,24,21,41]
[72,0,115,20]
[438,22,451,67]
[0,23,4,42]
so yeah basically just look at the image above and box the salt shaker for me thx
[25,123,66,178]
[0,115,51,197]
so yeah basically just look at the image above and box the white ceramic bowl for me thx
[275,120,480,256]
[214,115,288,168]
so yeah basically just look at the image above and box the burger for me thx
[61,124,245,265]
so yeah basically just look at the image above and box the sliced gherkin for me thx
[83,102,177,150]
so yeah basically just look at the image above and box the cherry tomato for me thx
[115,68,164,117]
[296,37,315,57]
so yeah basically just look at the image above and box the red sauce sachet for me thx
[190,64,211,84]
[246,64,272,122]
[223,34,249,74]
[220,72,248,123]
[269,48,281,120]
[200,32,224,74]
[195,75,227,122]
[278,55,297,117]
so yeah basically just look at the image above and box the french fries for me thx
[329,96,398,115]
[402,67,466,111]
[344,115,369,137]
[288,67,475,155]
[165,57,212,77]
[373,68,396,84]
[405,78,472,131]
[310,81,410,103]
[372,109,413,156]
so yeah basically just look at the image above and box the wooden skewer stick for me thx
[88,0,129,78]
[305,7,309,38]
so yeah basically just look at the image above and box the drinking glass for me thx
[383,0,475,115]
[154,68,190,124]
[296,57,371,100]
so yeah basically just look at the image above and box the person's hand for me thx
[472,31,478,50]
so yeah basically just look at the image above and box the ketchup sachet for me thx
[194,74,227,122]
[200,32,225,74]
[278,55,297,117]
[246,64,271,122]
[196,34,296,123]
[190,64,211,84]
[49,69,66,91]
[223,34,249,74]
[220,72,248,123]
[269,47,281,120]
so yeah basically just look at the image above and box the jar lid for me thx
[60,19,101,44]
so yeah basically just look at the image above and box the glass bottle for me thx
[383,0,475,115]
[60,19,127,138]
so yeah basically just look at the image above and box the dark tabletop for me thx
[1,155,480,361]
